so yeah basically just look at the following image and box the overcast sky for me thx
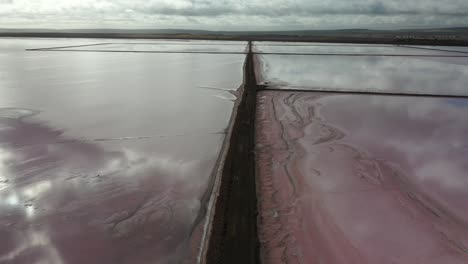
[1,0,468,30]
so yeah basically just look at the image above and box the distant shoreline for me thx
[1,32,468,46]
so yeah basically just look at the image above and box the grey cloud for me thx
[0,0,467,29]
[129,1,468,17]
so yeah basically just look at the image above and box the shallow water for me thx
[253,42,460,55]
[256,54,468,96]
[256,91,468,263]
[403,45,468,53]
[49,42,248,53]
[0,38,245,263]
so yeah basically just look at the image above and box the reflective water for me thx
[0,38,244,263]
[0,38,108,51]
[253,42,458,55]
[404,45,468,53]
[256,91,468,263]
[0,38,247,52]
[254,41,395,46]
[50,42,248,53]
[256,55,468,96]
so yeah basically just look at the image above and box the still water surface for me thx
[0,38,245,264]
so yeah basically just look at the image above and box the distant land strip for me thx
[2,32,468,46]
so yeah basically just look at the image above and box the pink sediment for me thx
[256,91,468,263]
[0,118,219,264]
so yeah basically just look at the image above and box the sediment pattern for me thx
[256,91,468,263]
